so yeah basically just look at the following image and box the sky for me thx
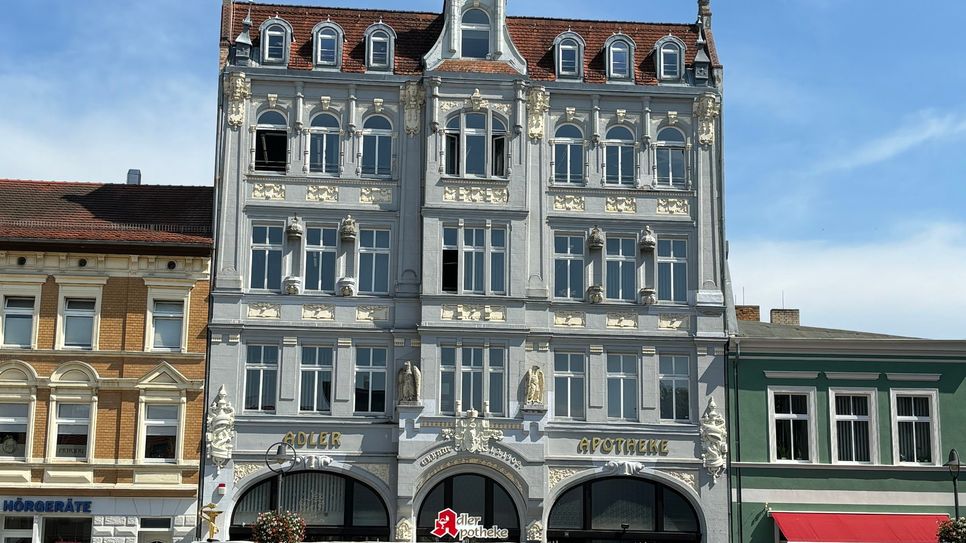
[1,0,964,339]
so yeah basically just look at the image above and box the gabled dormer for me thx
[423,0,527,74]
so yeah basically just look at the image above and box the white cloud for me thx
[729,222,966,339]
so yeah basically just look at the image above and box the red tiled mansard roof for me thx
[220,2,720,84]
[0,180,213,253]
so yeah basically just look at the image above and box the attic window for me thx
[610,41,629,79]
[461,9,490,59]
[318,29,339,65]
[660,42,681,80]
[263,24,287,64]
[364,23,396,72]
[560,40,578,76]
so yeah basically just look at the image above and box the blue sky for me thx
[1,1,964,338]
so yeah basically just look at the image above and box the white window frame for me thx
[367,30,392,71]
[144,283,193,353]
[313,23,343,69]
[304,224,339,293]
[558,39,580,78]
[136,395,184,464]
[605,235,638,302]
[657,238,688,304]
[767,386,818,464]
[603,126,637,186]
[244,344,279,413]
[460,8,491,59]
[829,388,878,465]
[47,391,97,463]
[358,228,391,295]
[655,127,688,188]
[658,354,692,423]
[553,233,586,301]
[0,401,32,461]
[659,42,682,81]
[0,281,42,349]
[438,344,506,416]
[551,125,585,184]
[890,388,940,466]
[553,351,587,421]
[606,39,634,81]
[252,110,290,174]
[0,362,38,463]
[605,353,638,421]
[361,116,394,178]
[261,23,289,65]
[54,278,106,351]
[306,113,342,175]
[444,110,508,179]
[299,345,335,414]
[354,346,388,415]
[250,223,285,292]
[441,224,507,296]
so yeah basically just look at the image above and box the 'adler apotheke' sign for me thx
[431,509,509,539]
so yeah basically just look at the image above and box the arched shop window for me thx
[230,471,390,541]
[548,477,700,543]
[416,473,520,541]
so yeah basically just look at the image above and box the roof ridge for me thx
[0,179,212,189]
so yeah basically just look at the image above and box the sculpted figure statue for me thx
[206,385,236,470]
[525,365,545,405]
[397,361,422,403]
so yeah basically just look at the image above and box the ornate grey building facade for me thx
[203,0,729,541]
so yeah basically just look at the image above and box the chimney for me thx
[735,305,760,322]
[126,169,141,185]
[770,308,800,327]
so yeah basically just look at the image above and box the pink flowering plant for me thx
[939,518,966,543]
[251,511,306,543]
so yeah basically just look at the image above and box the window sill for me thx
[441,176,509,185]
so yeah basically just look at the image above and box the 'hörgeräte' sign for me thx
[431,509,509,539]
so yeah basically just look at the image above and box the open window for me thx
[461,9,491,59]
[254,110,288,173]
[444,110,507,178]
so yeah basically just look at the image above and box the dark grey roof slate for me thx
[736,320,914,340]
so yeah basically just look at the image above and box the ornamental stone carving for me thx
[587,226,605,250]
[639,225,657,252]
[604,460,647,476]
[283,276,302,295]
[526,86,550,140]
[662,470,698,492]
[360,187,393,204]
[286,216,304,239]
[526,521,544,543]
[606,313,638,329]
[402,81,425,136]
[226,72,251,129]
[468,88,487,111]
[605,196,637,213]
[524,366,545,406]
[657,198,690,215]
[548,467,582,489]
[397,361,422,403]
[357,306,390,322]
[233,463,262,485]
[340,215,358,241]
[247,303,280,319]
[440,304,506,322]
[306,185,339,202]
[206,385,236,471]
[554,311,585,328]
[252,183,285,200]
[586,285,604,304]
[700,397,728,480]
[659,314,690,330]
[266,93,278,108]
[640,287,657,305]
[441,409,504,453]
[355,463,391,486]
[695,92,721,146]
[395,518,414,542]
[302,304,335,321]
[443,186,509,204]
[553,194,585,211]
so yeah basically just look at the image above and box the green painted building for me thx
[728,307,966,543]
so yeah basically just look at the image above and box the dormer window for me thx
[605,35,636,82]
[259,18,293,66]
[461,9,490,59]
[554,32,585,80]
[364,23,396,72]
[313,22,345,69]
[655,37,685,81]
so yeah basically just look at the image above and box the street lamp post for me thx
[945,449,961,519]
[265,442,297,513]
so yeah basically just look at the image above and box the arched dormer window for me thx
[312,21,344,69]
[554,32,586,80]
[259,18,293,66]
[553,124,584,184]
[655,36,686,81]
[461,9,490,59]
[605,35,636,82]
[361,116,393,177]
[604,125,636,186]
[656,127,687,188]
[309,113,341,174]
[445,110,507,178]
[364,24,397,72]
[254,111,289,173]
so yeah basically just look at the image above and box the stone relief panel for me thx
[360,187,393,204]
[606,313,638,329]
[226,72,251,129]
[247,303,281,319]
[662,470,698,492]
[356,306,390,322]
[547,467,583,489]
[252,183,285,200]
[553,195,585,211]
[605,196,637,213]
[553,311,585,328]
[443,186,509,204]
[233,463,262,485]
[353,463,391,486]
[658,314,690,330]
[302,304,335,321]
[440,305,506,322]
[306,185,339,202]
[657,198,690,215]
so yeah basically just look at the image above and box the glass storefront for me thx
[415,473,520,542]
[42,518,91,543]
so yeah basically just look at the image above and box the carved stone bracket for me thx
[402,81,425,137]
[226,72,251,129]
[441,409,504,453]
[695,93,721,146]
[548,467,583,489]
[395,518,414,542]
[206,385,236,470]
[700,397,728,481]
[526,86,550,140]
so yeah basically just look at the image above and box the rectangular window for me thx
[361,133,392,177]
[605,237,636,301]
[659,355,690,421]
[318,34,338,65]
[441,226,507,295]
[463,228,485,293]
[656,147,686,187]
[254,128,287,172]
[606,354,637,420]
[439,346,505,415]
[605,144,635,185]
[301,346,334,413]
[560,45,578,75]
[772,392,811,461]
[305,227,337,292]
[895,394,934,464]
[370,37,389,68]
[56,403,90,459]
[832,393,872,463]
[151,300,184,351]
[657,239,688,303]
[354,347,387,414]
[266,31,285,61]
[0,403,28,458]
[310,131,340,173]
[554,235,584,300]
[143,404,178,461]
[359,229,390,294]
[554,353,585,420]
[554,141,584,184]
[2,296,34,348]
[251,225,283,291]
[245,345,279,412]
[63,298,96,349]
[445,133,460,176]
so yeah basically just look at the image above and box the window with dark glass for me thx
[461,9,490,59]
[554,235,584,300]
[245,344,278,412]
[606,354,637,420]
[656,128,686,187]
[605,236,636,301]
[309,113,340,174]
[301,346,334,413]
[143,404,178,461]
[43,518,92,543]
[896,394,933,463]
[55,403,90,459]
[773,392,810,461]
[362,116,392,176]
[305,227,337,292]
[657,239,687,303]
[445,111,507,178]
[659,355,690,421]
[554,352,585,420]
[254,111,288,173]
[317,28,339,65]
[416,474,519,542]
[439,345,504,415]
[250,225,283,290]
[63,298,96,349]
[833,393,871,463]
[354,347,387,414]
[553,125,584,183]
[0,403,28,458]
[151,300,184,351]
[441,226,506,295]
[359,229,390,294]
[605,126,635,185]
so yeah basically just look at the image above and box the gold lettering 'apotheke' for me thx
[577,437,669,455]
[282,431,342,449]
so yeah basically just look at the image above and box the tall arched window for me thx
[461,9,490,59]
[604,126,635,186]
[548,477,700,542]
[416,473,520,541]
[309,113,340,174]
[445,111,507,178]
[361,116,393,177]
[254,111,288,173]
[656,128,686,188]
[231,472,390,541]
[553,125,584,184]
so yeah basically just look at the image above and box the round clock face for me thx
[1,435,16,454]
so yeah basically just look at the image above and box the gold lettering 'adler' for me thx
[282,431,342,448]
